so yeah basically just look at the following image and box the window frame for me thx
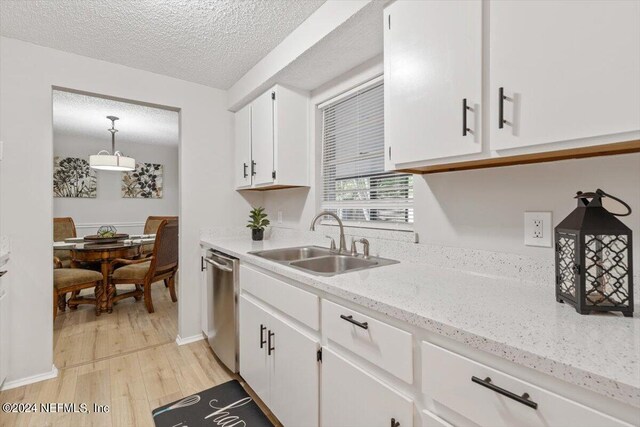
[316,76,414,231]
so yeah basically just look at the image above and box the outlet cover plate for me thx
[524,211,552,247]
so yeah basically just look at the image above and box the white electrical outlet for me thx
[277,211,283,224]
[524,212,552,247]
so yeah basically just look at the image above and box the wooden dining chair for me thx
[110,219,178,313]
[141,215,178,257]
[54,217,77,268]
[53,257,103,319]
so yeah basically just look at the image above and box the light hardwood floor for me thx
[0,282,280,427]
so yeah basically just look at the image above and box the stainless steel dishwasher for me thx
[203,250,239,373]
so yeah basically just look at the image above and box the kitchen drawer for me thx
[240,265,319,330]
[422,410,452,427]
[421,341,632,427]
[321,348,413,427]
[322,299,413,383]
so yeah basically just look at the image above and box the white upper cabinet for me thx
[384,0,482,167]
[490,0,640,151]
[251,89,276,186]
[234,104,252,188]
[234,85,309,190]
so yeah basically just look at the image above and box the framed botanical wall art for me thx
[53,156,97,198]
[122,162,163,198]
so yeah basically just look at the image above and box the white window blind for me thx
[321,81,413,227]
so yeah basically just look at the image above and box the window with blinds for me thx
[321,81,413,227]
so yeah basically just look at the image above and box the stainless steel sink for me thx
[249,245,398,276]
[290,255,377,275]
[249,246,333,262]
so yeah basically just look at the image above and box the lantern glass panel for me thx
[557,232,577,298]
[584,234,630,307]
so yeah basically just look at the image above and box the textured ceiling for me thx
[53,90,180,147]
[0,0,325,89]
[275,0,383,91]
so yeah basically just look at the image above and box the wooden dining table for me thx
[68,241,142,313]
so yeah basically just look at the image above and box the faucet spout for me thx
[309,211,347,253]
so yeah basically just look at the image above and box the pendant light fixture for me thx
[89,116,135,171]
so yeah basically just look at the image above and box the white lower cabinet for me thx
[239,265,633,427]
[321,348,413,427]
[0,269,9,386]
[421,341,633,427]
[268,313,319,426]
[239,294,319,426]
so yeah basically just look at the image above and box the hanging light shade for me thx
[89,116,135,171]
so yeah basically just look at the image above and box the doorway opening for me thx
[51,87,180,369]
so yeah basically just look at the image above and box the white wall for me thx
[262,56,640,270]
[53,133,179,235]
[0,37,259,385]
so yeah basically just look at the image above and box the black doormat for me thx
[152,379,274,427]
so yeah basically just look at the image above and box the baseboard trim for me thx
[1,364,59,391]
[175,333,205,346]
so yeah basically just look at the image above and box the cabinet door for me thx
[268,315,319,427]
[321,348,413,427]
[234,104,252,188]
[239,295,270,405]
[385,0,482,166]
[490,1,640,150]
[251,90,275,186]
[0,283,8,385]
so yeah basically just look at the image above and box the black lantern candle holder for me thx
[555,189,633,316]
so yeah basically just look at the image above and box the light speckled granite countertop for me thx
[201,233,640,408]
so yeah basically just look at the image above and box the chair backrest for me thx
[54,217,77,241]
[150,219,179,274]
[144,216,178,235]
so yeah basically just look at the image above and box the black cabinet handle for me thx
[0,271,6,277]
[200,257,205,272]
[463,98,471,136]
[498,87,504,128]
[260,324,267,349]
[268,331,275,355]
[243,162,248,178]
[471,376,538,410]
[340,314,368,330]
[251,160,256,176]
[390,418,400,427]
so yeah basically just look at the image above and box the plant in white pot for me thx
[247,207,270,241]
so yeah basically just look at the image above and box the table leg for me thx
[99,261,113,313]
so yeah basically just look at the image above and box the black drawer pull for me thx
[471,376,538,410]
[268,330,275,355]
[340,314,369,330]
[0,271,6,277]
[259,324,266,348]
[390,417,400,427]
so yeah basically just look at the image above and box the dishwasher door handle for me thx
[204,257,233,272]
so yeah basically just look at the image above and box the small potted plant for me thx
[247,206,270,241]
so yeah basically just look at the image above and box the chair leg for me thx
[143,282,154,313]
[134,284,143,301]
[58,294,67,312]
[168,274,177,303]
[53,290,58,320]
[69,290,79,310]
[164,278,169,288]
